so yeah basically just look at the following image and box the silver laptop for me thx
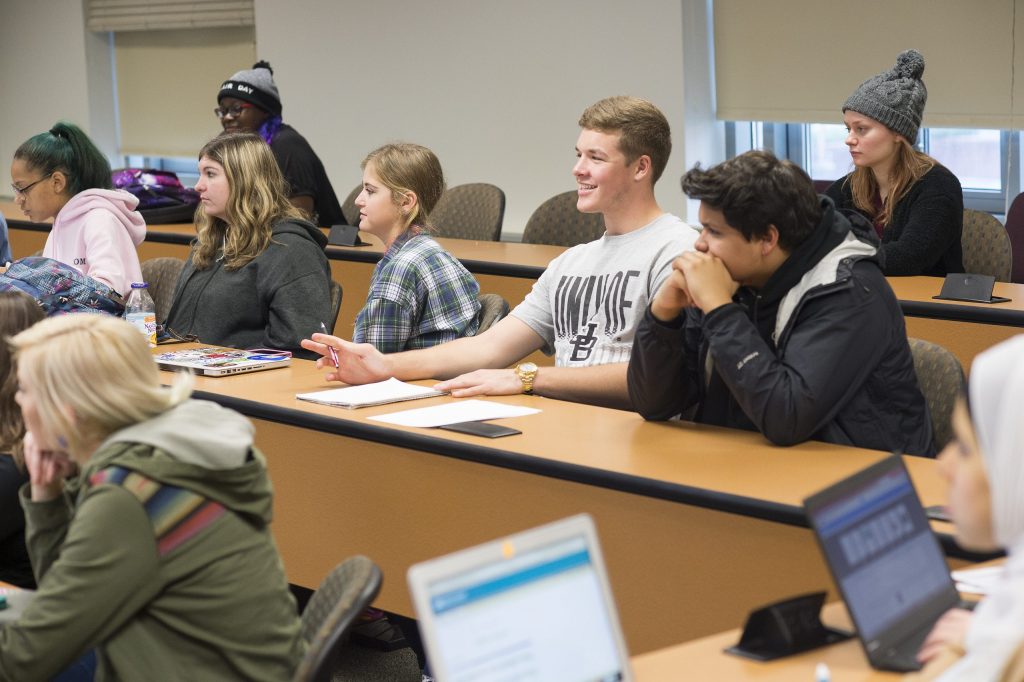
[408,514,633,682]
[154,347,291,377]
[803,454,962,672]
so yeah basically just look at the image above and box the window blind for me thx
[87,0,253,32]
[115,27,255,157]
[714,0,1023,129]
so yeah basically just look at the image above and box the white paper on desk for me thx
[367,399,540,428]
[295,377,445,409]
[953,565,1005,596]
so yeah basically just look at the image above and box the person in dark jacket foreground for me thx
[627,150,934,456]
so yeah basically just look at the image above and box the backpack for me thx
[0,257,125,316]
[112,168,200,225]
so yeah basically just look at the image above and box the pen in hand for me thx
[319,322,340,368]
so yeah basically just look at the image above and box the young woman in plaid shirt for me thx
[351,143,481,352]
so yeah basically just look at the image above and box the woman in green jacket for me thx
[0,313,304,681]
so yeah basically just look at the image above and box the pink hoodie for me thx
[42,188,146,296]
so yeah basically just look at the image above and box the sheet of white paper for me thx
[295,377,444,408]
[952,564,1005,596]
[367,399,541,428]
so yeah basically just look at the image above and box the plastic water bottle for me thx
[124,282,157,347]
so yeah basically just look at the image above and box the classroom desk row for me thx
[2,204,562,366]
[633,602,891,680]
[158,351,982,656]
[7,201,1024,370]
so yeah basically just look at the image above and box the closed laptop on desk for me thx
[155,347,290,377]
[804,455,960,672]
[408,514,632,682]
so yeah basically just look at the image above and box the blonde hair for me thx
[361,143,445,233]
[578,96,672,184]
[192,132,304,270]
[10,315,193,460]
[846,139,936,228]
[0,292,45,466]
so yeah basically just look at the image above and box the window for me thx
[805,124,849,184]
[726,122,1017,216]
[122,156,199,189]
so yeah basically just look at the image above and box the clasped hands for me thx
[650,251,739,322]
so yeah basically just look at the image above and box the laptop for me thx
[407,514,633,682]
[154,347,291,377]
[803,454,962,672]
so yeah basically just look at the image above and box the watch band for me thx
[515,363,538,394]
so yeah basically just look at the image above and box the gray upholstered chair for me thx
[430,183,506,241]
[521,190,605,247]
[328,280,344,332]
[341,184,362,226]
[908,337,965,451]
[1003,192,1024,283]
[961,209,1012,282]
[293,556,382,682]
[140,256,185,323]
[475,293,510,333]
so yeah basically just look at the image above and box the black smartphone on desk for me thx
[439,421,521,438]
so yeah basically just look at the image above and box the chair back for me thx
[342,184,362,226]
[329,280,344,332]
[961,209,1012,282]
[908,338,965,451]
[522,190,605,246]
[431,183,505,241]
[475,293,510,333]
[140,256,185,323]
[1006,192,1024,283]
[294,555,383,682]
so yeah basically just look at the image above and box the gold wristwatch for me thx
[515,362,538,394]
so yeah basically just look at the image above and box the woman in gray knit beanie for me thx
[825,49,964,277]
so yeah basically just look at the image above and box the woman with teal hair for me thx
[9,122,145,295]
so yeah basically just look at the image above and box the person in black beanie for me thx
[216,60,346,226]
[825,49,964,277]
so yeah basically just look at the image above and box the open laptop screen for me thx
[420,532,625,682]
[808,461,953,643]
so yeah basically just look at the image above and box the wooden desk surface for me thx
[632,602,894,681]
[4,201,562,366]
[158,354,978,654]
[9,198,1020,367]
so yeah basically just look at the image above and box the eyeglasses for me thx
[10,173,53,197]
[214,103,256,119]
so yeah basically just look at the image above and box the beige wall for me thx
[252,0,710,236]
[0,0,117,178]
[0,1,721,235]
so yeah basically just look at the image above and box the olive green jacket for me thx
[0,400,304,681]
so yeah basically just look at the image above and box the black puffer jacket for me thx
[825,164,963,277]
[628,199,934,456]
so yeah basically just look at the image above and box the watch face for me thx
[520,362,538,373]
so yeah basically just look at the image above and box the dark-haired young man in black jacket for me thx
[627,150,934,456]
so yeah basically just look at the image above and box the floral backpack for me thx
[0,257,124,316]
